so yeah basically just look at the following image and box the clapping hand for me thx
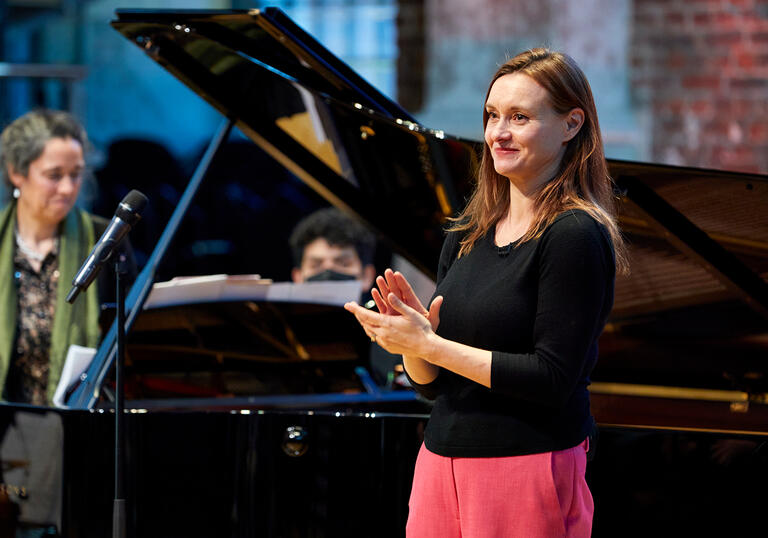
[344,269,443,358]
[371,269,442,331]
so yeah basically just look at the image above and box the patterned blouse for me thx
[4,241,60,406]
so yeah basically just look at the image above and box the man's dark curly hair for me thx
[289,208,375,267]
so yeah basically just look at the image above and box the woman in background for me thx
[346,48,627,537]
[0,109,134,406]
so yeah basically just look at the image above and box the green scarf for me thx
[0,202,100,404]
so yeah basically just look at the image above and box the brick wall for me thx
[414,0,635,145]
[631,0,768,174]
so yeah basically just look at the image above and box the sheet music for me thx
[143,274,361,309]
[53,345,96,408]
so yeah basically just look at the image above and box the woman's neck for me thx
[495,184,536,246]
[15,204,59,248]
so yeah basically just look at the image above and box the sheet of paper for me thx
[53,345,96,408]
[144,275,360,309]
[264,281,361,306]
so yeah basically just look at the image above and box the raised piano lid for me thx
[75,9,767,433]
[66,7,478,409]
[110,7,476,277]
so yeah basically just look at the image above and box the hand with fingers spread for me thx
[345,287,442,359]
[371,269,442,332]
[347,268,445,385]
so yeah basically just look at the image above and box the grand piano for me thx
[0,8,766,537]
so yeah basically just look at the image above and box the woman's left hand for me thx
[371,269,442,331]
[345,292,440,360]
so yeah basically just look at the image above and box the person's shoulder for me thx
[88,211,110,235]
[547,208,607,240]
[444,226,464,245]
[442,224,468,257]
[542,209,616,268]
[436,224,467,276]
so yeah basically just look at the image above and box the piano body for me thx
[0,8,766,537]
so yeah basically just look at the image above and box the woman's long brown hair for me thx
[450,48,628,273]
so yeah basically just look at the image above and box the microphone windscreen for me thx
[116,190,148,223]
[123,189,148,212]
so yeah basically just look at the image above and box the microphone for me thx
[66,190,148,304]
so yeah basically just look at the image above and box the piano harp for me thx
[0,8,765,537]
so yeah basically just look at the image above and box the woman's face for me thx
[9,136,84,226]
[484,73,582,191]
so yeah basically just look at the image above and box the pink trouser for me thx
[406,440,593,538]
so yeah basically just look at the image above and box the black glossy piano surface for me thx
[0,8,766,537]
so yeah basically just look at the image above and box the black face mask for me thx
[305,269,358,282]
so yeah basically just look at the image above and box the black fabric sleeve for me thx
[403,230,461,400]
[489,214,614,407]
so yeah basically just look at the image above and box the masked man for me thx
[290,208,376,292]
[290,208,407,386]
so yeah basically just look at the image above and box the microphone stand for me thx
[113,249,128,538]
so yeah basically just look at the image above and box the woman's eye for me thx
[487,111,498,119]
[512,113,527,121]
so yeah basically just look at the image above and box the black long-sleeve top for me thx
[408,209,615,457]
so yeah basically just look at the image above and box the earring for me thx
[12,188,20,199]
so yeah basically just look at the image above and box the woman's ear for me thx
[563,108,585,142]
[6,165,25,188]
